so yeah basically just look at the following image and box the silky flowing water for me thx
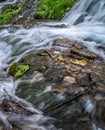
[0,0,18,13]
[0,0,105,130]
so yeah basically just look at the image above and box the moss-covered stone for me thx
[9,62,29,79]
[9,62,17,76]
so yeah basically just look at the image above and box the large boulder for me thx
[15,39,105,129]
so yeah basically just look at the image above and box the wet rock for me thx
[52,85,69,93]
[31,71,44,81]
[63,76,76,85]
[77,73,92,87]
[53,101,84,130]
[94,99,105,129]
[44,66,66,83]
[45,23,68,28]
[69,58,87,66]
[15,39,105,130]
[19,53,49,79]
[73,43,83,49]
[73,120,93,130]
[53,39,73,48]
[71,47,98,60]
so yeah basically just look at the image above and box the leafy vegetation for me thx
[9,63,29,79]
[35,0,77,19]
[0,0,76,24]
[0,6,22,24]
[0,0,29,24]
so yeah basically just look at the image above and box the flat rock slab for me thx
[18,39,105,95]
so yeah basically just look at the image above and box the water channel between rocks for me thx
[0,0,105,130]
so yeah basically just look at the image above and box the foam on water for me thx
[0,1,105,62]
[1,0,105,61]
[0,23,105,62]
[63,0,105,24]
[0,41,12,71]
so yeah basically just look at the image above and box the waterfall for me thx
[63,0,105,24]
[62,0,105,58]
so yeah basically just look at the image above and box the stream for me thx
[0,0,105,130]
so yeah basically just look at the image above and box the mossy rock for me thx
[9,62,29,79]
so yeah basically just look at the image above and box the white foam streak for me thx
[62,0,93,24]
[63,0,105,24]
[0,0,18,13]
[0,41,12,71]
[0,21,105,63]
[93,124,104,130]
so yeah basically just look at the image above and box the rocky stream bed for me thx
[0,0,105,130]
[0,25,105,130]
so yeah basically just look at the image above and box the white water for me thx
[63,0,105,24]
[0,0,105,129]
[0,0,18,12]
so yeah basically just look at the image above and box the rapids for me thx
[0,0,105,130]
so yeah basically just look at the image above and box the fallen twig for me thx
[43,87,92,114]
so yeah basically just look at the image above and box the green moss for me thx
[9,63,29,79]
[35,0,77,20]
[24,0,30,2]
[9,63,17,76]
[24,19,30,23]
[14,65,29,78]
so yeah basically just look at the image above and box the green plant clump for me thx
[9,63,29,79]
[0,0,29,24]
[35,0,77,19]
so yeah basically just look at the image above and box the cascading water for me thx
[62,0,105,24]
[0,0,105,130]
[0,0,18,13]
[62,0,105,57]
